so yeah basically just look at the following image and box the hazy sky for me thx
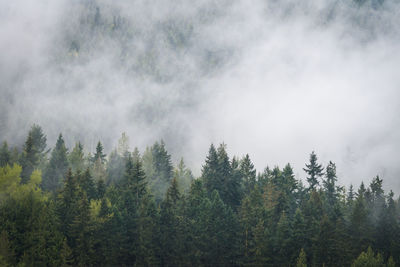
[1,0,399,192]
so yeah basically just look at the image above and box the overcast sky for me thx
[1,0,399,192]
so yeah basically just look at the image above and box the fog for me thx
[1,0,399,191]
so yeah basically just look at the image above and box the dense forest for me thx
[0,124,399,266]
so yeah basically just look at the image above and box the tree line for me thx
[0,125,399,266]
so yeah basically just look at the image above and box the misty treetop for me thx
[0,125,399,266]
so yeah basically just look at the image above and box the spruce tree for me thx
[160,178,184,266]
[240,154,257,194]
[42,134,69,191]
[323,161,338,213]
[20,132,39,183]
[92,141,106,164]
[202,144,219,195]
[303,151,324,191]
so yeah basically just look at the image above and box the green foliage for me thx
[351,247,385,267]
[1,129,400,266]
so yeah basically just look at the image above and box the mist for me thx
[1,0,400,191]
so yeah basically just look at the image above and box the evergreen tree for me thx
[20,132,39,183]
[77,168,96,200]
[107,148,125,185]
[149,140,173,203]
[296,248,307,267]
[91,141,106,164]
[240,154,257,194]
[56,169,79,241]
[68,142,85,173]
[275,211,293,265]
[351,247,384,267]
[202,144,219,195]
[69,191,94,266]
[160,177,185,266]
[323,161,338,214]
[117,132,130,158]
[42,134,69,191]
[173,158,194,193]
[303,151,324,190]
[96,178,106,199]
[0,142,11,167]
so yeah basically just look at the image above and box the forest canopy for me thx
[0,125,399,266]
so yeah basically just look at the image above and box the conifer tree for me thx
[92,141,106,164]
[42,134,69,191]
[107,149,125,185]
[77,168,96,200]
[351,247,384,267]
[240,154,257,194]
[70,191,94,266]
[56,169,79,240]
[173,158,194,193]
[296,248,307,267]
[20,132,39,183]
[323,161,338,214]
[117,132,130,158]
[303,151,324,190]
[68,142,85,173]
[202,144,219,194]
[160,177,184,266]
[0,142,11,167]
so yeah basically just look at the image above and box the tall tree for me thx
[323,161,338,213]
[42,134,69,191]
[173,158,194,193]
[68,142,85,173]
[43,134,68,191]
[303,151,324,191]
[92,141,106,164]
[160,177,185,266]
[240,154,257,194]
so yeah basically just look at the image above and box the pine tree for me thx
[303,151,324,191]
[42,134,69,191]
